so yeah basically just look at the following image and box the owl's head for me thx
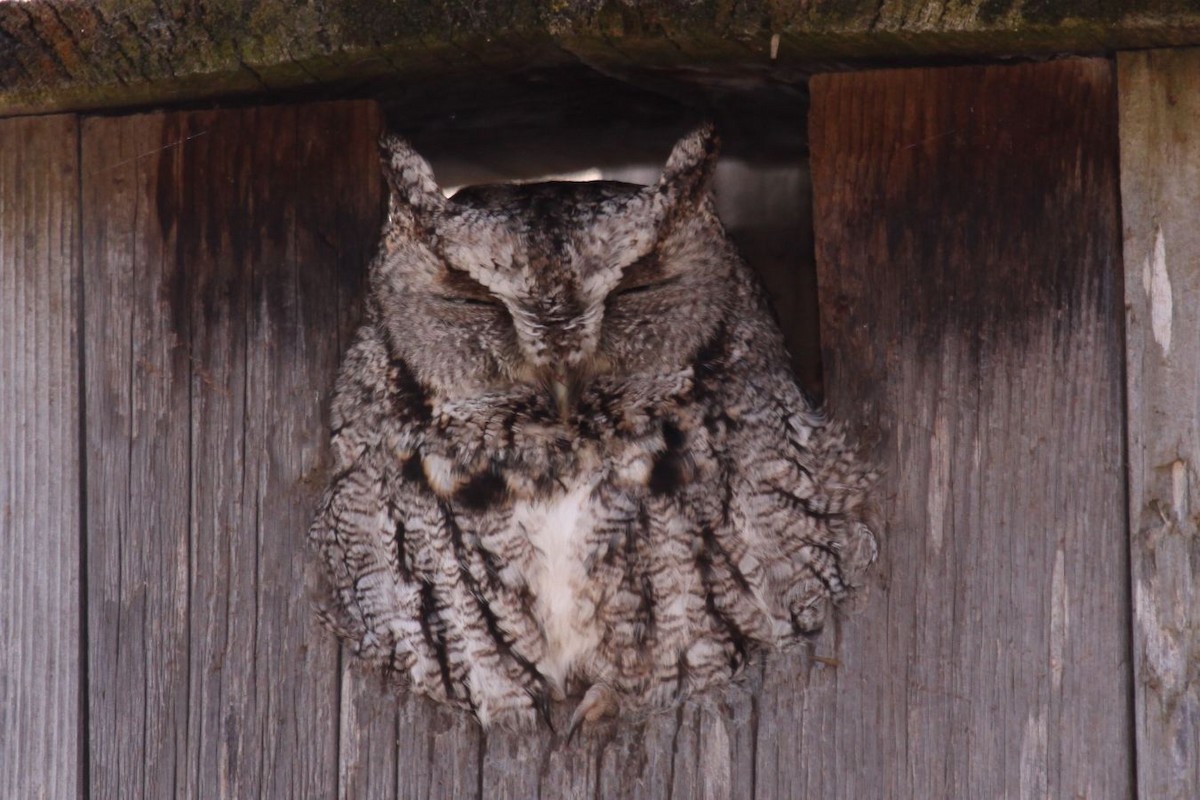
[371,125,737,407]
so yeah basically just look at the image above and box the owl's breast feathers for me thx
[382,320,720,507]
[314,296,875,728]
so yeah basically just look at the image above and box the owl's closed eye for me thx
[310,123,878,730]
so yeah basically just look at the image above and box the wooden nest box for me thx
[2,3,1198,798]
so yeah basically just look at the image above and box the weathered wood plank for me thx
[83,101,382,799]
[394,698,481,800]
[170,103,348,798]
[82,111,193,800]
[474,681,750,798]
[337,672,399,800]
[1119,47,1200,800]
[804,58,1132,798]
[0,114,81,800]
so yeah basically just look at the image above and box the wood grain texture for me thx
[475,688,749,800]
[82,110,194,800]
[1119,47,1200,800]
[0,114,81,800]
[83,101,381,799]
[807,58,1132,798]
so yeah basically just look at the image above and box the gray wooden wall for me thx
[2,52,1197,799]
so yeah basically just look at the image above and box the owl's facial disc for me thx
[376,124,730,407]
[508,297,603,417]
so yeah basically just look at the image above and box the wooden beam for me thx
[5,1,1200,117]
[1119,47,1200,800]
[0,114,81,800]
[806,58,1131,797]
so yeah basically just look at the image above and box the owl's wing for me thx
[309,323,428,676]
[699,284,878,640]
[572,385,792,710]
[310,322,553,726]
[734,372,879,637]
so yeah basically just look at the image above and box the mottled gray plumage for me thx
[309,125,878,729]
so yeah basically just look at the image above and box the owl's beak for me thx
[551,376,570,414]
[546,370,579,421]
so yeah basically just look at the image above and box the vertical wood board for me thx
[83,101,382,799]
[0,114,81,800]
[82,110,193,800]
[474,687,751,800]
[1119,47,1200,800]
[806,58,1131,798]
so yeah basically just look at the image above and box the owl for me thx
[309,124,878,731]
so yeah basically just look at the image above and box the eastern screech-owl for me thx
[310,124,877,730]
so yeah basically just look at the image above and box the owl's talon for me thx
[567,684,617,742]
[533,691,556,732]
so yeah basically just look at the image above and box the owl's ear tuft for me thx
[656,123,720,207]
[380,134,446,218]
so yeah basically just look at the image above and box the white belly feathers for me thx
[512,478,602,693]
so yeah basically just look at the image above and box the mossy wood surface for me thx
[4,1,1200,117]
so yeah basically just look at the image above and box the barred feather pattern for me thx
[310,125,878,728]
